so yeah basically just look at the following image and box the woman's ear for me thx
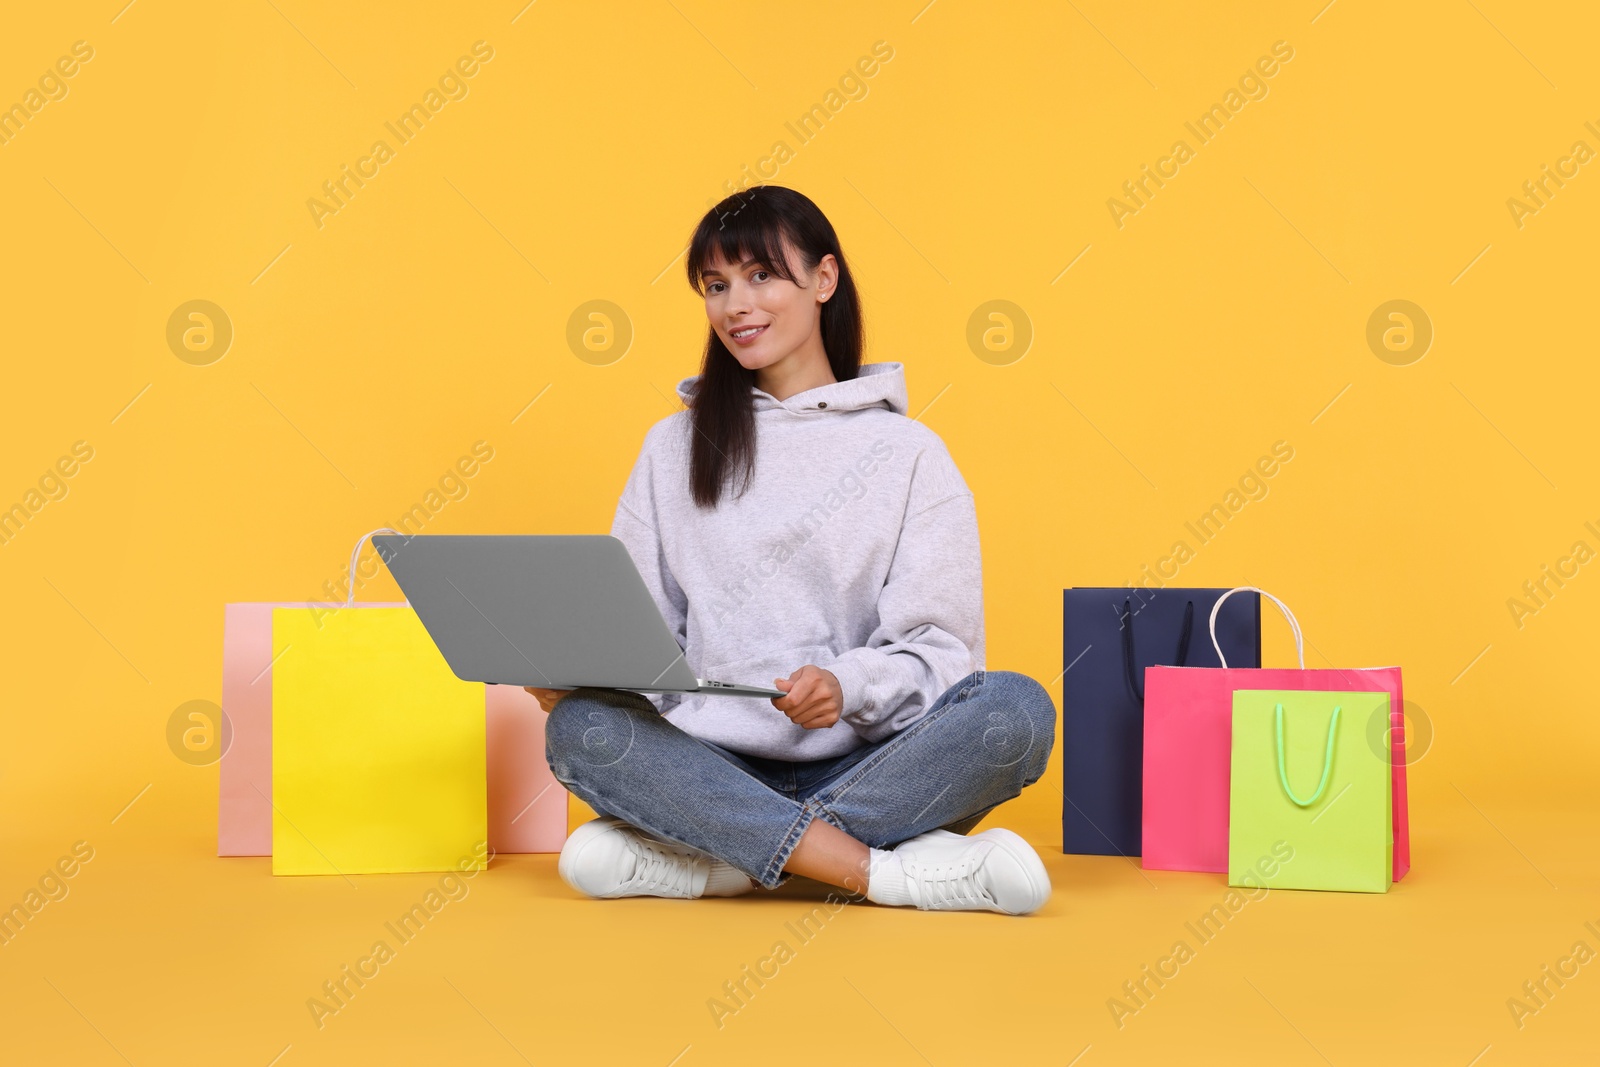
[816,253,838,303]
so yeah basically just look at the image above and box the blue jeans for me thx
[543,669,1056,890]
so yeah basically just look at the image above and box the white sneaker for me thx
[890,827,1052,915]
[557,817,756,899]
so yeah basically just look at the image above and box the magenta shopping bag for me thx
[1141,586,1410,880]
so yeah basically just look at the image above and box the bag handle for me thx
[1209,585,1304,669]
[1120,597,1194,704]
[1275,702,1340,807]
[347,527,408,606]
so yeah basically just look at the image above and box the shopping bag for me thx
[272,603,487,875]
[1060,588,1260,856]
[218,600,402,856]
[486,683,570,852]
[1142,586,1409,879]
[220,528,568,858]
[1228,689,1392,893]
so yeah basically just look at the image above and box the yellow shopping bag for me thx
[271,605,486,875]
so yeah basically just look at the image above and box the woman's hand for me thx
[772,665,843,730]
[524,687,571,714]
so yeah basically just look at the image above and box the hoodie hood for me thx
[674,361,909,416]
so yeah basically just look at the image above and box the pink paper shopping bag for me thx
[218,528,568,857]
[1141,586,1410,880]
[485,684,569,852]
[217,600,402,855]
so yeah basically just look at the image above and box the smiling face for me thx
[700,237,836,376]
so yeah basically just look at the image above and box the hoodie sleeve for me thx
[609,423,688,715]
[820,450,985,743]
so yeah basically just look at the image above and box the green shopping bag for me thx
[1228,689,1392,893]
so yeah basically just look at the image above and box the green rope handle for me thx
[1274,702,1341,807]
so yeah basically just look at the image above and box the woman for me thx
[528,185,1056,914]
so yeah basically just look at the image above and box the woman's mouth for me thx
[729,324,769,346]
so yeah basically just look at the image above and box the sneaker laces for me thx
[902,845,997,909]
[619,835,703,897]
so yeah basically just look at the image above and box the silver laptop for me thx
[371,533,783,698]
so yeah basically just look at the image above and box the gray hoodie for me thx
[610,360,985,761]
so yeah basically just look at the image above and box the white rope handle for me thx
[347,527,406,607]
[1209,585,1304,669]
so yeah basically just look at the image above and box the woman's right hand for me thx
[524,687,571,714]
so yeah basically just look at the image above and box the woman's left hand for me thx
[772,665,843,730]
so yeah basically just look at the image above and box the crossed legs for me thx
[544,670,1056,894]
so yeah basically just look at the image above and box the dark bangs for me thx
[686,193,808,295]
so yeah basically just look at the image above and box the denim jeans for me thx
[543,669,1056,890]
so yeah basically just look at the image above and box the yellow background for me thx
[2,1,1596,1063]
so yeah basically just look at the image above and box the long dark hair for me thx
[683,185,864,509]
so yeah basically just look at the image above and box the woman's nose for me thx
[723,282,753,313]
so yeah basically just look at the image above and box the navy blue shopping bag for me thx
[1060,587,1260,857]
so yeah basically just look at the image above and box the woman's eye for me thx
[753,271,769,282]
[707,282,724,294]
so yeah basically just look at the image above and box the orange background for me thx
[2,1,1596,1063]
